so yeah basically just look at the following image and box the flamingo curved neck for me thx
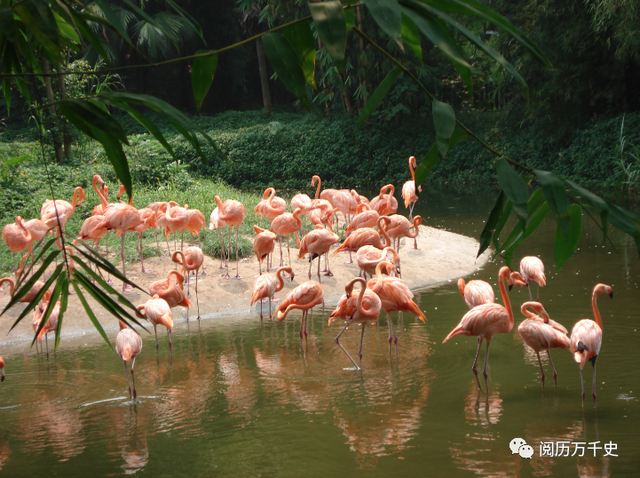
[498,269,514,328]
[0,277,15,295]
[409,157,416,182]
[275,268,288,292]
[377,217,391,246]
[407,217,421,238]
[592,291,604,330]
[93,176,108,209]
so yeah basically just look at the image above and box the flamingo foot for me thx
[324,270,333,277]
[270,297,280,302]
[234,275,242,280]
[123,284,133,292]
[142,268,151,274]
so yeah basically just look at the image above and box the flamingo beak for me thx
[0,368,4,382]
[509,284,513,291]
[609,292,614,299]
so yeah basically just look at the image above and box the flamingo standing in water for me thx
[215,196,246,279]
[386,214,422,252]
[367,261,426,353]
[250,266,294,322]
[115,321,142,400]
[570,283,613,404]
[518,301,570,387]
[329,277,382,370]
[253,225,276,275]
[511,256,546,301]
[298,225,340,282]
[443,266,514,389]
[2,216,33,277]
[273,280,323,344]
[457,278,495,309]
[137,295,173,356]
[172,247,204,320]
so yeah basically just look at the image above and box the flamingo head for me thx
[594,283,613,299]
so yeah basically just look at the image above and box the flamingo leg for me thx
[317,256,322,283]
[580,367,585,402]
[168,329,173,358]
[335,322,361,371]
[154,325,159,355]
[471,337,483,389]
[308,256,313,279]
[547,350,558,387]
[121,234,132,292]
[198,235,206,276]
[218,228,226,269]
[45,333,50,362]
[358,322,367,363]
[131,356,138,399]
[155,228,161,257]
[528,284,533,302]
[536,352,546,387]
[286,235,292,268]
[181,230,184,252]
[482,340,491,389]
[122,361,132,399]
[278,236,284,267]
[299,310,305,345]
[235,227,241,279]
[195,269,201,320]
[139,233,150,273]
[592,361,598,404]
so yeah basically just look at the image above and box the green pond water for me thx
[0,189,639,477]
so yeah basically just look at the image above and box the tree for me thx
[2,0,640,350]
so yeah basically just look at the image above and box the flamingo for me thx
[0,276,46,303]
[149,270,191,310]
[2,216,33,277]
[33,290,61,364]
[253,225,276,275]
[329,277,382,370]
[255,187,287,221]
[90,178,111,257]
[273,280,323,344]
[297,225,340,282]
[214,195,246,279]
[0,356,4,382]
[402,157,422,248]
[332,189,359,228]
[250,266,294,322]
[91,183,140,291]
[310,175,339,227]
[356,245,400,279]
[457,278,495,309]
[163,201,189,253]
[369,184,398,217]
[172,247,204,320]
[23,219,49,267]
[511,256,546,301]
[307,202,335,231]
[136,295,173,356]
[386,214,422,252]
[129,207,156,273]
[209,206,227,269]
[443,266,514,390]
[333,216,392,262]
[518,301,570,387]
[345,203,379,235]
[570,283,613,404]
[367,261,426,353]
[291,193,312,214]
[146,201,169,256]
[270,207,303,269]
[115,321,142,400]
[40,186,86,247]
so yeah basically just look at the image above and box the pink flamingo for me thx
[297,225,340,281]
[332,189,359,226]
[570,283,613,404]
[2,216,33,277]
[137,295,173,356]
[255,187,287,222]
[345,203,379,235]
[333,216,392,263]
[329,277,382,370]
[33,290,61,364]
[310,175,339,227]
[356,245,400,279]
[253,225,276,275]
[214,196,246,279]
[307,202,335,231]
[386,214,422,251]
[369,184,398,217]
[443,266,514,389]
[209,207,227,269]
[518,301,570,387]
[273,280,323,344]
[0,276,46,303]
[115,321,142,400]
[367,261,426,353]
[146,201,169,256]
[250,266,294,322]
[270,207,303,269]
[149,270,191,310]
[457,278,495,309]
[172,247,204,320]
[512,256,546,301]
[163,201,189,253]
[40,186,86,247]
[402,156,422,221]
[129,207,156,273]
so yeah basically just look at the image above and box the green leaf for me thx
[432,98,455,158]
[3,247,59,314]
[92,0,132,46]
[262,33,311,111]
[449,128,470,150]
[191,51,218,112]
[14,0,61,62]
[477,191,505,258]
[284,22,317,89]
[309,0,347,75]
[606,202,640,254]
[67,7,110,64]
[502,200,550,266]
[0,8,20,43]
[9,262,62,333]
[61,99,129,144]
[55,275,69,349]
[116,103,177,161]
[364,0,403,50]
[355,66,403,131]
[534,169,570,241]
[54,12,80,44]
[492,198,513,251]
[566,179,609,243]
[554,204,582,271]
[72,244,145,293]
[401,12,422,61]
[495,157,529,226]
[401,4,474,99]
[72,281,112,350]
[345,8,355,31]
[165,0,205,44]
[32,271,65,347]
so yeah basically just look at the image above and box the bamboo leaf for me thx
[3,247,59,314]
[606,202,640,253]
[72,281,112,349]
[401,12,422,61]
[355,66,403,131]
[554,204,582,271]
[32,272,65,347]
[67,7,110,64]
[309,0,347,75]
[502,200,550,266]
[477,191,505,258]
[262,33,311,111]
[116,103,177,161]
[14,0,61,62]
[364,0,403,50]
[72,244,144,293]
[432,98,455,158]
[414,143,440,187]
[535,170,570,240]
[566,179,609,243]
[191,51,218,112]
[495,157,529,226]
[10,263,62,333]
[55,276,69,349]
[345,8,355,31]
[165,0,204,43]
[492,198,512,251]
[60,99,129,144]
[284,22,317,89]
[92,0,132,46]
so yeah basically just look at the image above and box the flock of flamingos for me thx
[0,156,612,407]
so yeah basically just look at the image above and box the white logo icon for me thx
[509,438,534,459]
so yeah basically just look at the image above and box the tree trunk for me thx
[56,62,72,159]
[41,59,64,163]
[256,38,272,117]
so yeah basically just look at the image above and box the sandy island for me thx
[0,225,491,351]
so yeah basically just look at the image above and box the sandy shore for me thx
[0,225,491,351]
